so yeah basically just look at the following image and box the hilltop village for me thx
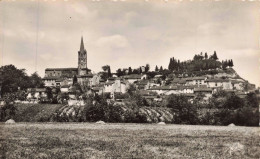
[0,37,259,126]
[35,37,256,105]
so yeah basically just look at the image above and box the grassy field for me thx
[0,123,259,159]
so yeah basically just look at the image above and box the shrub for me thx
[166,94,198,124]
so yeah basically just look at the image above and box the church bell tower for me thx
[78,36,87,75]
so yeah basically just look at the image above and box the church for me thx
[43,37,93,87]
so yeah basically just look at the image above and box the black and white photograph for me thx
[0,0,259,158]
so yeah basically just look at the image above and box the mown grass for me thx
[0,123,259,158]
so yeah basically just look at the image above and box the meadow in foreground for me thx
[0,123,259,159]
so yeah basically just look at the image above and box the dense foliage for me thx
[199,91,259,126]
[0,65,44,96]
[168,51,233,74]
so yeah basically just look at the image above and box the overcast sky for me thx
[0,0,259,86]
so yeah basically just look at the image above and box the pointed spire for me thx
[80,36,85,51]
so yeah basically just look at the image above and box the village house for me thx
[91,86,104,95]
[103,79,127,94]
[90,74,101,86]
[205,78,233,90]
[139,90,161,102]
[148,86,179,95]
[77,74,93,86]
[42,76,60,87]
[184,77,207,86]
[122,74,147,84]
[60,85,69,93]
[136,80,150,90]
[170,78,186,86]
[194,87,213,100]
[185,77,193,85]
[231,80,244,90]
[178,85,198,94]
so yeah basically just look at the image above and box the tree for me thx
[30,72,44,88]
[168,58,173,70]
[139,67,142,74]
[166,94,198,124]
[145,64,150,73]
[222,60,228,70]
[211,51,218,60]
[132,69,139,74]
[0,65,32,96]
[116,69,123,77]
[73,75,78,85]
[102,65,110,72]
[107,66,112,77]
[205,52,208,59]
[155,65,159,72]
[230,59,234,67]
[100,65,111,80]
[159,66,163,72]
[128,67,132,74]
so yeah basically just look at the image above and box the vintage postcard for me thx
[0,0,259,158]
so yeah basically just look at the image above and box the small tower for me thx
[78,36,87,75]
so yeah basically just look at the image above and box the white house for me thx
[60,85,69,93]
[42,76,59,87]
[184,77,207,86]
[103,79,127,94]
[179,85,197,94]
[91,74,101,86]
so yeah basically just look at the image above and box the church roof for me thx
[80,36,85,51]
[45,68,77,71]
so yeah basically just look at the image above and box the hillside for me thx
[12,104,174,123]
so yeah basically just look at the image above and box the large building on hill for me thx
[43,37,92,87]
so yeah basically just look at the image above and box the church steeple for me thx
[80,36,85,51]
[78,36,88,75]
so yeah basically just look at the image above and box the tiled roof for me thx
[194,87,212,92]
[185,77,193,81]
[124,74,142,79]
[206,79,230,82]
[192,76,206,80]
[105,81,114,85]
[45,68,78,71]
[231,80,243,84]
[178,85,198,90]
[42,76,60,80]
[136,80,149,85]
[27,88,46,92]
[77,74,93,78]
[148,86,178,90]
[92,87,103,91]
[61,85,69,88]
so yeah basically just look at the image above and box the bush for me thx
[166,94,198,124]
[0,103,16,121]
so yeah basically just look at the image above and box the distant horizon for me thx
[0,0,259,86]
